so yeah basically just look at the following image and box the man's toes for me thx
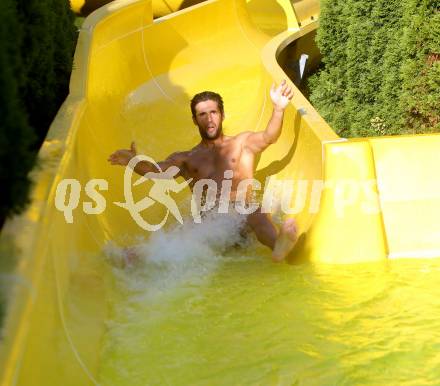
[282,218,298,240]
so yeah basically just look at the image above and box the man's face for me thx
[193,99,224,140]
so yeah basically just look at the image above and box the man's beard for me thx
[198,123,222,140]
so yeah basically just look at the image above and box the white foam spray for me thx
[103,210,254,303]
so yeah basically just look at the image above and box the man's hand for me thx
[108,141,137,166]
[242,80,293,154]
[270,79,294,111]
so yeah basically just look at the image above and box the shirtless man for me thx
[108,80,297,262]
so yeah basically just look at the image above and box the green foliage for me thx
[0,0,77,223]
[399,0,440,133]
[0,0,35,222]
[16,0,77,144]
[308,0,351,133]
[309,0,440,136]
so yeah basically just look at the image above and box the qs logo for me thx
[54,155,192,231]
[114,155,192,231]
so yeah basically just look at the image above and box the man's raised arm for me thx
[107,142,186,178]
[243,80,294,154]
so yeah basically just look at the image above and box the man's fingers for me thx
[273,79,288,95]
[276,80,285,92]
[280,85,289,96]
[281,85,293,97]
[131,141,137,154]
[108,153,121,163]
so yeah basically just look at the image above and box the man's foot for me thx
[272,218,298,262]
[122,247,139,267]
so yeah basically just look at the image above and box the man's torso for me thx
[178,134,256,199]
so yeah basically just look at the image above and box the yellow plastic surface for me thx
[2,0,440,384]
[71,0,207,17]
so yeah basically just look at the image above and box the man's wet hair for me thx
[190,91,224,117]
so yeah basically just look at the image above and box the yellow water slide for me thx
[71,0,206,17]
[1,0,440,384]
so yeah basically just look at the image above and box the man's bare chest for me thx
[184,145,244,180]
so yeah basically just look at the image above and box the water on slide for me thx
[100,218,440,385]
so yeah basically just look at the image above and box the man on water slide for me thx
[108,80,298,262]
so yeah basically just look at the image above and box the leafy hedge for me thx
[0,0,77,225]
[308,0,440,137]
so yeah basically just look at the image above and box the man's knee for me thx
[247,211,272,229]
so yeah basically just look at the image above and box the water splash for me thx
[103,210,254,301]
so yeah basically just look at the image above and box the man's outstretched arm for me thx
[107,142,186,178]
[243,80,294,154]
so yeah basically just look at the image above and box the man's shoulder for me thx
[167,150,190,163]
[232,131,268,153]
[218,132,253,150]
[230,131,254,144]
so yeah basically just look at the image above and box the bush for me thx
[399,0,440,133]
[0,0,77,225]
[0,0,35,224]
[308,0,351,133]
[16,0,77,145]
[309,0,440,137]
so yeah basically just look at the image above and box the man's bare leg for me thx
[272,218,298,262]
[246,210,298,262]
[246,210,277,250]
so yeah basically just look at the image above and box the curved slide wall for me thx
[1,0,440,385]
[71,0,206,17]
